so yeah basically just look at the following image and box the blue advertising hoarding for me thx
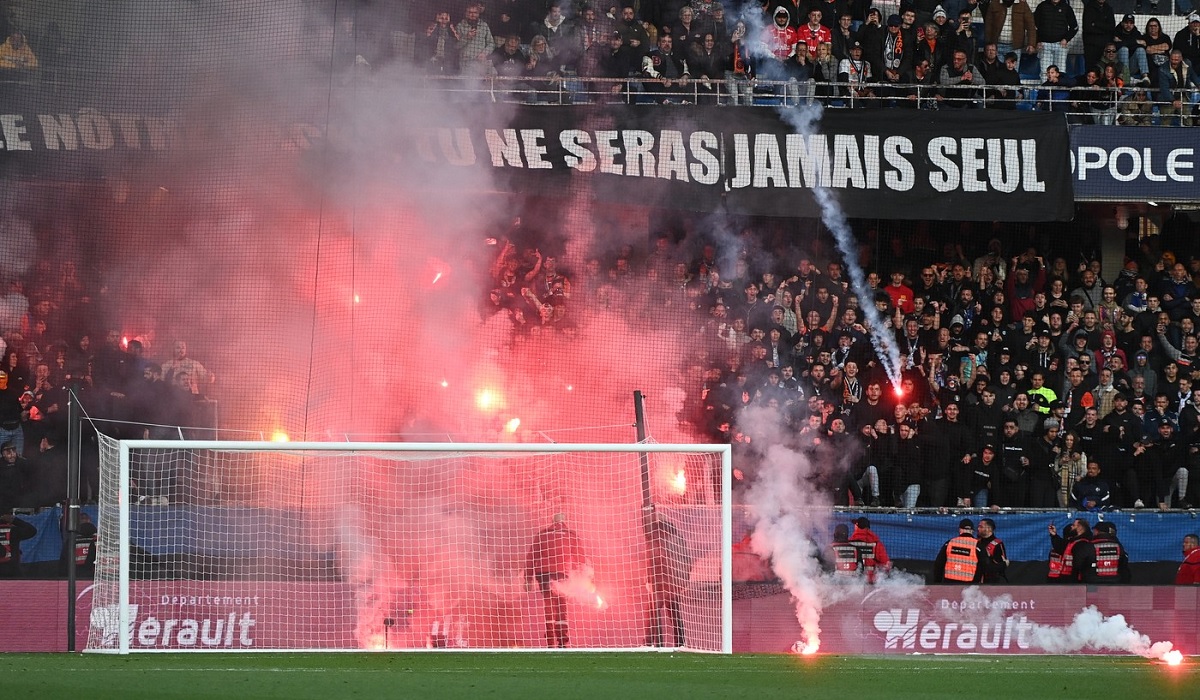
[1069,125,1200,202]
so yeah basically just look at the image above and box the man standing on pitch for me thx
[849,516,891,583]
[975,518,1009,583]
[526,513,586,648]
[645,513,691,647]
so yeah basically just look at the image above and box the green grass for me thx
[0,653,1191,699]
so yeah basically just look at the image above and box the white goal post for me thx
[86,437,732,654]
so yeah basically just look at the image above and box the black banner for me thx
[0,95,1074,221]
[409,106,1074,222]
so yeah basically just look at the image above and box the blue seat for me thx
[1016,88,1039,111]
[1018,54,1040,81]
[1068,54,1087,78]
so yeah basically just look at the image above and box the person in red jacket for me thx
[883,271,914,315]
[1177,533,1200,585]
[765,7,800,61]
[796,8,832,55]
[849,516,891,583]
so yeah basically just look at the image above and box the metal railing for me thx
[412,74,1200,126]
[6,65,1196,125]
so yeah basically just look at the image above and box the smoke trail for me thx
[1029,605,1179,660]
[777,104,903,388]
[733,35,911,647]
[733,2,902,384]
[729,21,909,646]
[550,564,607,611]
[740,403,926,653]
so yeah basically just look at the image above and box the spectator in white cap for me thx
[1173,13,1200,68]
[932,6,951,37]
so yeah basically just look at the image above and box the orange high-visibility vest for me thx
[944,535,978,582]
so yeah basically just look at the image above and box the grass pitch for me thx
[0,653,1190,699]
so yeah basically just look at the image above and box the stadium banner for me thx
[1068,125,1200,201]
[0,97,1073,221]
[2,581,1197,653]
[86,581,360,651]
[412,106,1075,222]
[734,585,1200,654]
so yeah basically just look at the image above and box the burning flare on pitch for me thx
[1028,605,1183,661]
[549,564,608,611]
[791,639,820,655]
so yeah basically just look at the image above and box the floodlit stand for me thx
[87,438,732,654]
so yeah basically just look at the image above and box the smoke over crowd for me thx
[1,0,734,451]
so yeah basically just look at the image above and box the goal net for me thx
[86,436,731,653]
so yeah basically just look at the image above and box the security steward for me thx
[0,510,36,578]
[1090,521,1131,583]
[929,519,980,583]
[1047,518,1096,583]
[827,523,863,578]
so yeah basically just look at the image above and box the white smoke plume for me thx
[735,5,901,385]
[1030,605,1179,660]
[740,402,926,653]
[944,589,1180,660]
[744,438,827,653]
[550,564,607,611]
[736,51,913,650]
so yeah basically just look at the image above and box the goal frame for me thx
[97,440,733,654]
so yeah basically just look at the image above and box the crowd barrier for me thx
[826,510,1199,562]
[411,73,1194,125]
[17,506,1196,566]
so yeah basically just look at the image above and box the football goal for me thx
[85,436,731,653]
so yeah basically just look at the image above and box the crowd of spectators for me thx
[0,250,215,513]
[392,1,1200,121]
[485,211,1200,513]
[5,0,1197,120]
